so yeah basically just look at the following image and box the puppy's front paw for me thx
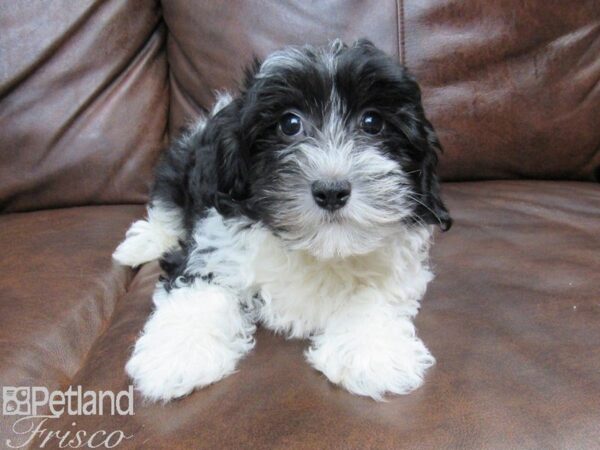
[126,283,255,402]
[113,219,176,268]
[306,319,434,400]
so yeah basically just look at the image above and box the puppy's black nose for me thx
[311,180,351,211]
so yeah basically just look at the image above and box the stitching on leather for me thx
[398,0,406,66]
[394,0,401,62]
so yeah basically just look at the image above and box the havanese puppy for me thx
[113,39,451,402]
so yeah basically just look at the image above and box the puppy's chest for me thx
[251,241,392,299]
[239,227,432,336]
[194,214,432,327]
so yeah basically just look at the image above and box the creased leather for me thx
[0,0,169,212]
[404,0,600,181]
[27,182,600,449]
[0,205,143,444]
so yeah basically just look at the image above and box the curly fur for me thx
[113,39,451,401]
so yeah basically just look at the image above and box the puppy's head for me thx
[210,39,451,259]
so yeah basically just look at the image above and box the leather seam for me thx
[159,2,172,144]
[397,0,406,66]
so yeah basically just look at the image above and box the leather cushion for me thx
[0,0,168,212]
[25,181,600,449]
[0,205,143,442]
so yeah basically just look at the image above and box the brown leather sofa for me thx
[1,1,599,449]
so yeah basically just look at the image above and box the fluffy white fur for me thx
[116,207,435,401]
[125,280,255,402]
[306,297,435,400]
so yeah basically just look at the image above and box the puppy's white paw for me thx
[113,220,169,267]
[113,202,183,267]
[306,314,434,400]
[126,282,255,402]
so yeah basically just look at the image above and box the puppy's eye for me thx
[279,113,303,136]
[359,111,383,135]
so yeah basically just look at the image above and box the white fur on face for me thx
[257,49,417,259]
[257,39,345,79]
[261,113,414,259]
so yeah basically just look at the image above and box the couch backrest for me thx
[164,0,600,182]
[404,0,600,181]
[1,0,598,212]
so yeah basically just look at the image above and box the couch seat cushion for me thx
[14,181,600,449]
[0,205,143,444]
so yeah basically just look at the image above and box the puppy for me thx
[113,39,451,402]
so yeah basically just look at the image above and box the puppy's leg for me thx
[113,200,184,267]
[305,292,434,400]
[126,280,255,402]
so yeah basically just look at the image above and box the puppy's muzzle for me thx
[311,180,352,211]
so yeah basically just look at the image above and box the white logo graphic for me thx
[2,386,135,448]
[3,386,134,417]
[3,387,31,416]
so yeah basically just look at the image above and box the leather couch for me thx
[1,1,598,448]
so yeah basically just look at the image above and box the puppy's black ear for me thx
[185,98,250,218]
[212,100,250,216]
[189,59,265,218]
[415,120,452,231]
[398,100,452,231]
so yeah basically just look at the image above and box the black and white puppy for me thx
[113,39,451,402]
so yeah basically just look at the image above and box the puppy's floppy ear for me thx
[398,98,452,231]
[197,58,264,218]
[415,119,452,231]
[214,100,250,216]
[186,98,250,217]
